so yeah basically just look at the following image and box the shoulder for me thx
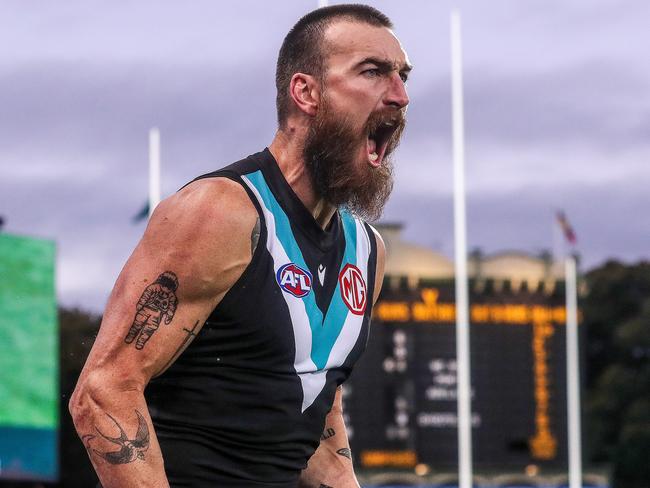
[149,177,257,242]
[169,176,256,222]
[137,176,259,294]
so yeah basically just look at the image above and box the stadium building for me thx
[347,224,602,488]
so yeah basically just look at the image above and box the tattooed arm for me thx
[299,387,358,488]
[69,178,259,488]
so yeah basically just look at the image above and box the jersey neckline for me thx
[254,148,342,252]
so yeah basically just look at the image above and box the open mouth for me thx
[367,121,399,167]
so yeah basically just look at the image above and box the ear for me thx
[289,72,320,118]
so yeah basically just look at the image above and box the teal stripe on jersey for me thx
[311,211,357,368]
[245,170,356,370]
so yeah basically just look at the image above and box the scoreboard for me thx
[344,279,574,470]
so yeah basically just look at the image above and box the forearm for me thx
[299,403,359,488]
[70,372,169,488]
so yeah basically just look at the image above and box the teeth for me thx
[369,152,379,162]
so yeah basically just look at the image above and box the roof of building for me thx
[374,223,564,287]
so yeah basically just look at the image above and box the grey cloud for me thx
[382,178,650,271]
[405,62,649,150]
[1,0,649,313]
[0,61,280,206]
[0,62,276,156]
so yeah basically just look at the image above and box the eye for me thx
[399,72,409,83]
[363,68,380,78]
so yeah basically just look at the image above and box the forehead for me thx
[323,20,410,69]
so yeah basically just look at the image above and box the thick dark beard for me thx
[303,101,405,222]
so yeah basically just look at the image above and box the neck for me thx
[268,127,337,230]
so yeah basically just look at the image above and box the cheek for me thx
[326,86,374,121]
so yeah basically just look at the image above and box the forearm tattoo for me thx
[124,271,179,350]
[85,410,150,464]
[321,427,335,440]
[81,434,96,454]
[336,447,352,459]
[251,217,261,254]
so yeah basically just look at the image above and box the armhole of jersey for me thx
[364,222,379,314]
[185,170,268,313]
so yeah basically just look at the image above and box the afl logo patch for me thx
[277,263,313,298]
[339,264,367,315]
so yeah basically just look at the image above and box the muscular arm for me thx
[298,387,358,488]
[299,228,386,488]
[69,178,258,488]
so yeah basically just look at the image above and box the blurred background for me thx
[1,0,648,487]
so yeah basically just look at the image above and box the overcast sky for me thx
[1,0,648,312]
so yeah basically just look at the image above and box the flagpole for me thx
[565,255,582,488]
[149,127,161,218]
[450,10,473,488]
[552,210,563,275]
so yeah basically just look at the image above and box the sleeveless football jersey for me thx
[146,149,378,487]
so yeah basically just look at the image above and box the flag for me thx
[556,211,576,245]
[132,201,149,223]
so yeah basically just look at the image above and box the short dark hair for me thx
[275,4,393,128]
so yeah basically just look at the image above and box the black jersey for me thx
[146,149,378,487]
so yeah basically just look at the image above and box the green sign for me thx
[0,234,58,427]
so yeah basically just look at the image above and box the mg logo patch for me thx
[276,263,313,298]
[339,264,367,315]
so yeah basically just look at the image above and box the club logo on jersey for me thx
[339,264,367,315]
[276,263,313,298]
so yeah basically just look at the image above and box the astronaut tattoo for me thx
[124,271,179,350]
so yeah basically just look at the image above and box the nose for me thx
[384,72,409,109]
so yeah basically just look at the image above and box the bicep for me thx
[81,179,258,386]
[91,255,214,383]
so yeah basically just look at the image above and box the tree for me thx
[582,261,650,487]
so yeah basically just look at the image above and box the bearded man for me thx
[70,4,411,487]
